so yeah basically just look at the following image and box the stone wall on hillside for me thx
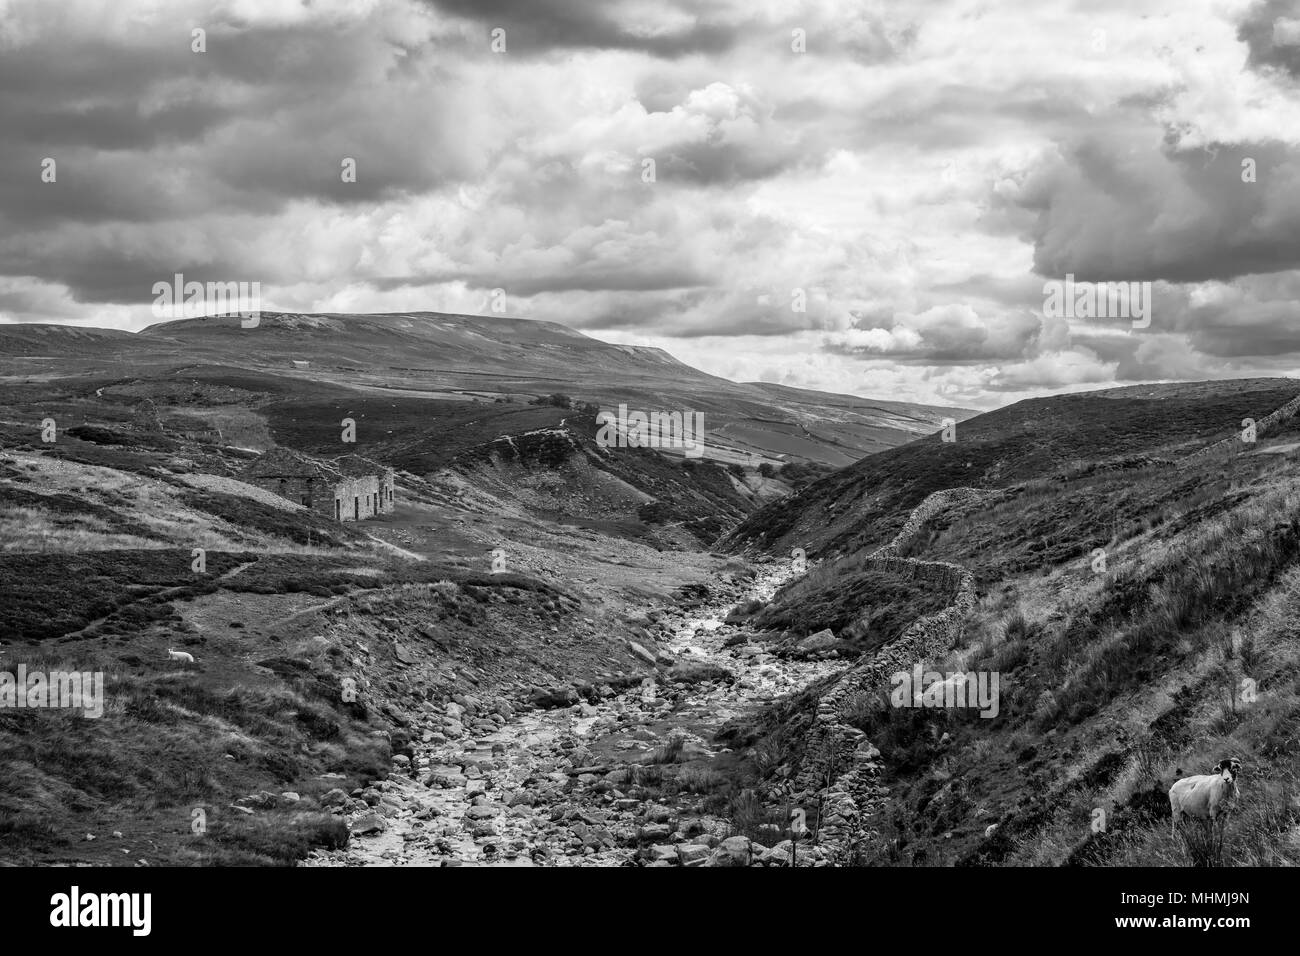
[794,486,992,858]
[1180,392,1300,464]
[839,556,972,642]
[869,486,991,558]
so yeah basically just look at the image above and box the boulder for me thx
[797,629,837,652]
[676,844,711,866]
[529,686,579,709]
[637,823,672,843]
[627,642,657,666]
[350,811,386,836]
[320,788,350,808]
[718,835,753,863]
[424,766,468,789]
[665,661,731,685]
[644,844,677,864]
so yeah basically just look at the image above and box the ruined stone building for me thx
[241,447,395,521]
[333,453,396,520]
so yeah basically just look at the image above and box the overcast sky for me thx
[2,0,1299,409]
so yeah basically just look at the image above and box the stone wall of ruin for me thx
[247,476,335,519]
[335,475,381,521]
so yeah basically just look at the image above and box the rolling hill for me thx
[722,378,1300,559]
[0,313,975,467]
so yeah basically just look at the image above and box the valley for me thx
[303,560,843,867]
[2,313,1299,869]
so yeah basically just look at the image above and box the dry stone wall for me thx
[870,486,990,558]
[795,486,992,857]
[1180,391,1300,464]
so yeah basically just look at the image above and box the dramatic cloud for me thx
[4,0,1300,408]
[1007,134,1300,283]
[1239,0,1300,78]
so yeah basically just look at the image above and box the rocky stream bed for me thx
[301,561,845,867]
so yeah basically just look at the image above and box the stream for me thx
[303,560,842,867]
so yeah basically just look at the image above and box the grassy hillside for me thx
[0,372,738,865]
[741,562,954,658]
[0,314,976,467]
[718,384,1300,867]
[874,452,1300,866]
[0,559,603,865]
[723,378,1300,559]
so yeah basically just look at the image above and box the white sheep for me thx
[167,648,196,664]
[1169,758,1241,834]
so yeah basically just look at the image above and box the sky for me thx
[2,0,1299,410]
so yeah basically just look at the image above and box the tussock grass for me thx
[647,734,687,765]
[0,509,166,552]
[676,766,725,794]
[195,811,350,866]
[724,789,796,847]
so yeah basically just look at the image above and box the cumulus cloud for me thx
[1006,133,1300,283]
[825,305,1045,365]
[3,0,1300,409]
[1239,0,1300,78]
[984,349,1117,392]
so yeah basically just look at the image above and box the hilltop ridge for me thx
[0,312,976,467]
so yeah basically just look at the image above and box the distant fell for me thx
[0,312,976,467]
